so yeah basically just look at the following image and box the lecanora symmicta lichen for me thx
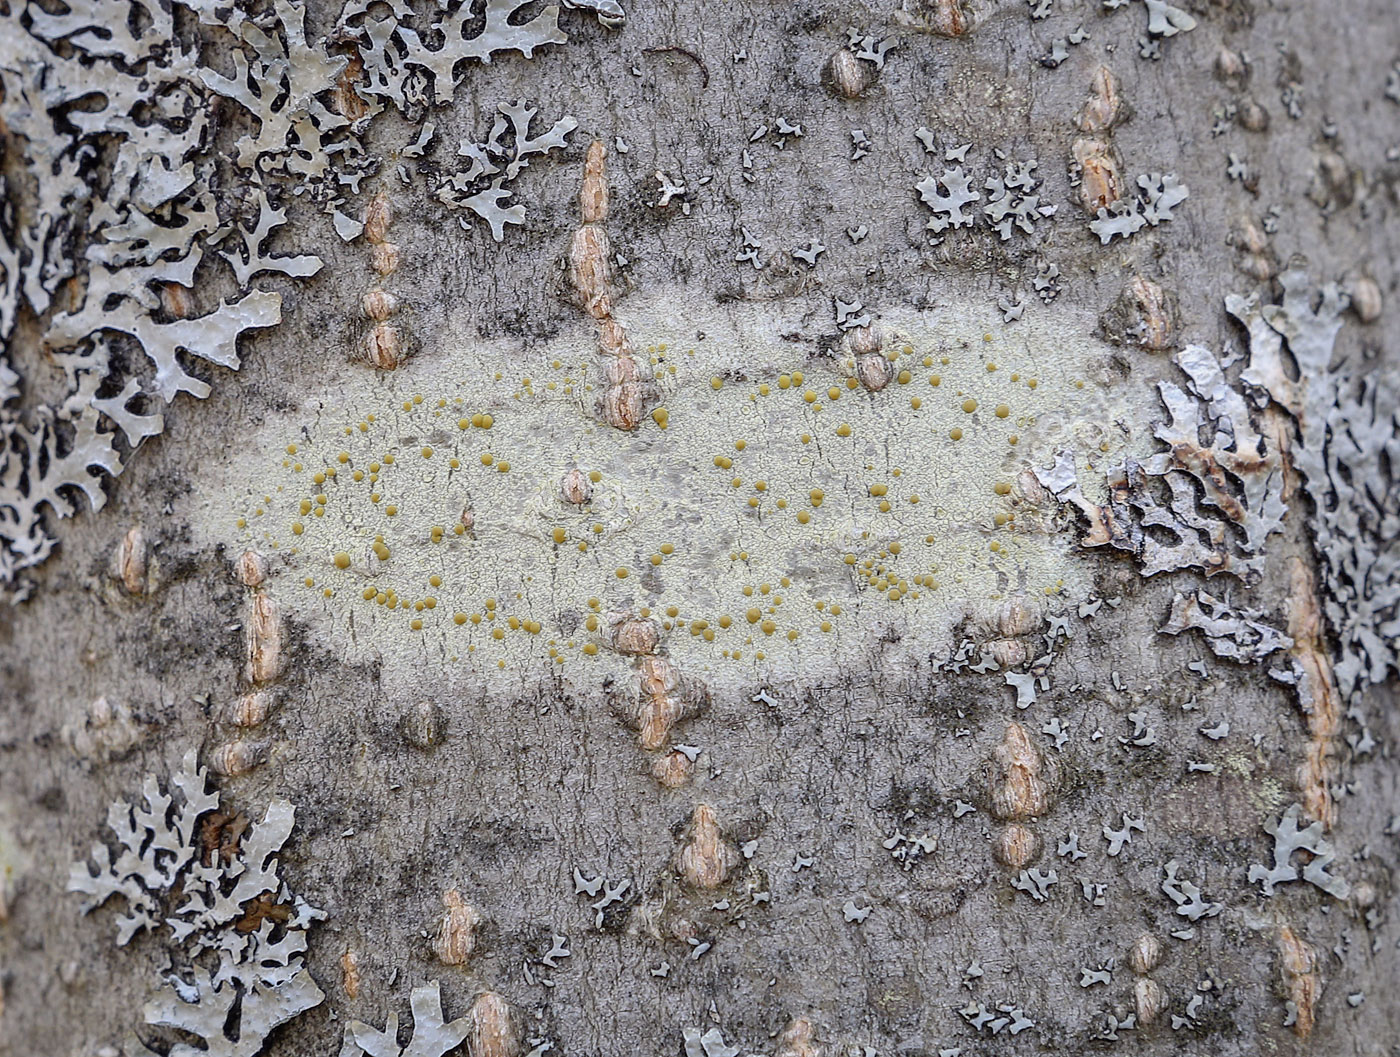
[210,298,1115,687]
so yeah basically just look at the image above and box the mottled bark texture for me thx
[1,1,1398,1057]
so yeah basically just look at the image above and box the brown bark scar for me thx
[1278,923,1320,1037]
[989,722,1056,821]
[1285,557,1341,831]
[1264,415,1340,831]
[569,140,653,430]
[468,992,522,1057]
[676,804,739,888]
[434,888,481,965]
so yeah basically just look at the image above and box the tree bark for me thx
[1,1,1397,1056]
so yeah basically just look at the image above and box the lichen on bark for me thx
[1,0,1397,1055]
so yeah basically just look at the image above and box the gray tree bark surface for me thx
[0,1,1397,1056]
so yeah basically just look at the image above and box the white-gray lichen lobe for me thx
[0,0,608,591]
[67,753,325,1056]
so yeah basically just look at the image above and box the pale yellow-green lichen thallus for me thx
[211,291,1129,694]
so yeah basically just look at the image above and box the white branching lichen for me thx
[915,167,981,232]
[436,100,579,240]
[1230,271,1400,701]
[958,1000,1035,1035]
[0,0,618,589]
[1087,172,1188,243]
[340,981,473,1057]
[1248,804,1350,899]
[982,160,1056,239]
[335,0,574,110]
[1386,61,1400,104]
[0,0,367,584]
[1039,271,1391,845]
[1160,590,1293,664]
[68,753,217,944]
[845,26,896,68]
[1142,0,1196,38]
[1103,813,1145,856]
[1010,867,1057,902]
[1161,860,1223,921]
[573,868,631,927]
[682,1026,743,1057]
[1037,341,1286,581]
[68,751,324,1056]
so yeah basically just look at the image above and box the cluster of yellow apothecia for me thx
[232,336,1081,670]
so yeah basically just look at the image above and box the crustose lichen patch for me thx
[214,294,1115,692]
